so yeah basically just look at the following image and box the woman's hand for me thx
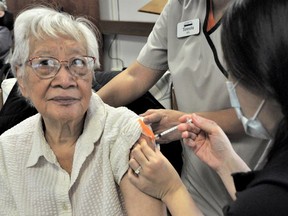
[128,138,183,200]
[128,138,204,215]
[141,109,185,143]
[178,113,250,200]
[178,113,239,173]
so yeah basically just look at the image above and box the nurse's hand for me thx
[128,138,205,215]
[128,138,182,200]
[178,113,250,199]
[178,113,236,172]
[141,109,185,144]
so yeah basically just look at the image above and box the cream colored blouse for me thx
[0,92,142,215]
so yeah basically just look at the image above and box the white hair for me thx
[10,6,101,77]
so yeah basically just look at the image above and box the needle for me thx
[155,119,192,140]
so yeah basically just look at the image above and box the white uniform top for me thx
[138,0,268,215]
[0,93,142,216]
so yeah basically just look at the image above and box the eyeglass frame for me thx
[25,55,96,79]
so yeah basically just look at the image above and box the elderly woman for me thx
[0,6,165,215]
[128,0,288,215]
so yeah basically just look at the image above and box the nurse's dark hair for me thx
[221,0,288,158]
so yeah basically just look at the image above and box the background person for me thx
[128,0,288,215]
[0,1,13,31]
[98,0,268,214]
[0,6,165,215]
[0,2,12,69]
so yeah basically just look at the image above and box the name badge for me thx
[177,19,200,38]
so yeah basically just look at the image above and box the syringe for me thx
[155,119,192,140]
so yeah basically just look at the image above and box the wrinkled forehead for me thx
[28,25,86,44]
[28,34,87,55]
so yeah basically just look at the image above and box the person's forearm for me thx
[97,61,163,107]
[196,108,244,136]
[163,184,204,216]
[216,152,251,200]
[97,71,138,106]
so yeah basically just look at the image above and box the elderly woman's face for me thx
[17,37,93,122]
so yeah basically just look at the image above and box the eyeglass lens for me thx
[29,56,95,79]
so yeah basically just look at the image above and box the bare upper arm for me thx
[120,127,165,216]
[120,173,166,216]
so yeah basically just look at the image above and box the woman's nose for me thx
[52,63,77,88]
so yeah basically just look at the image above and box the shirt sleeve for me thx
[108,109,142,184]
[136,0,171,71]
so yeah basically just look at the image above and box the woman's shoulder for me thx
[92,92,139,121]
[104,105,140,135]
[89,92,141,136]
[224,155,288,216]
[235,149,288,191]
[0,113,40,139]
[0,114,40,160]
[224,170,288,215]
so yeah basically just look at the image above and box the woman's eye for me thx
[72,58,86,67]
[32,59,55,69]
[39,59,54,66]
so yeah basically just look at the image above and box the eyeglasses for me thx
[26,56,96,79]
